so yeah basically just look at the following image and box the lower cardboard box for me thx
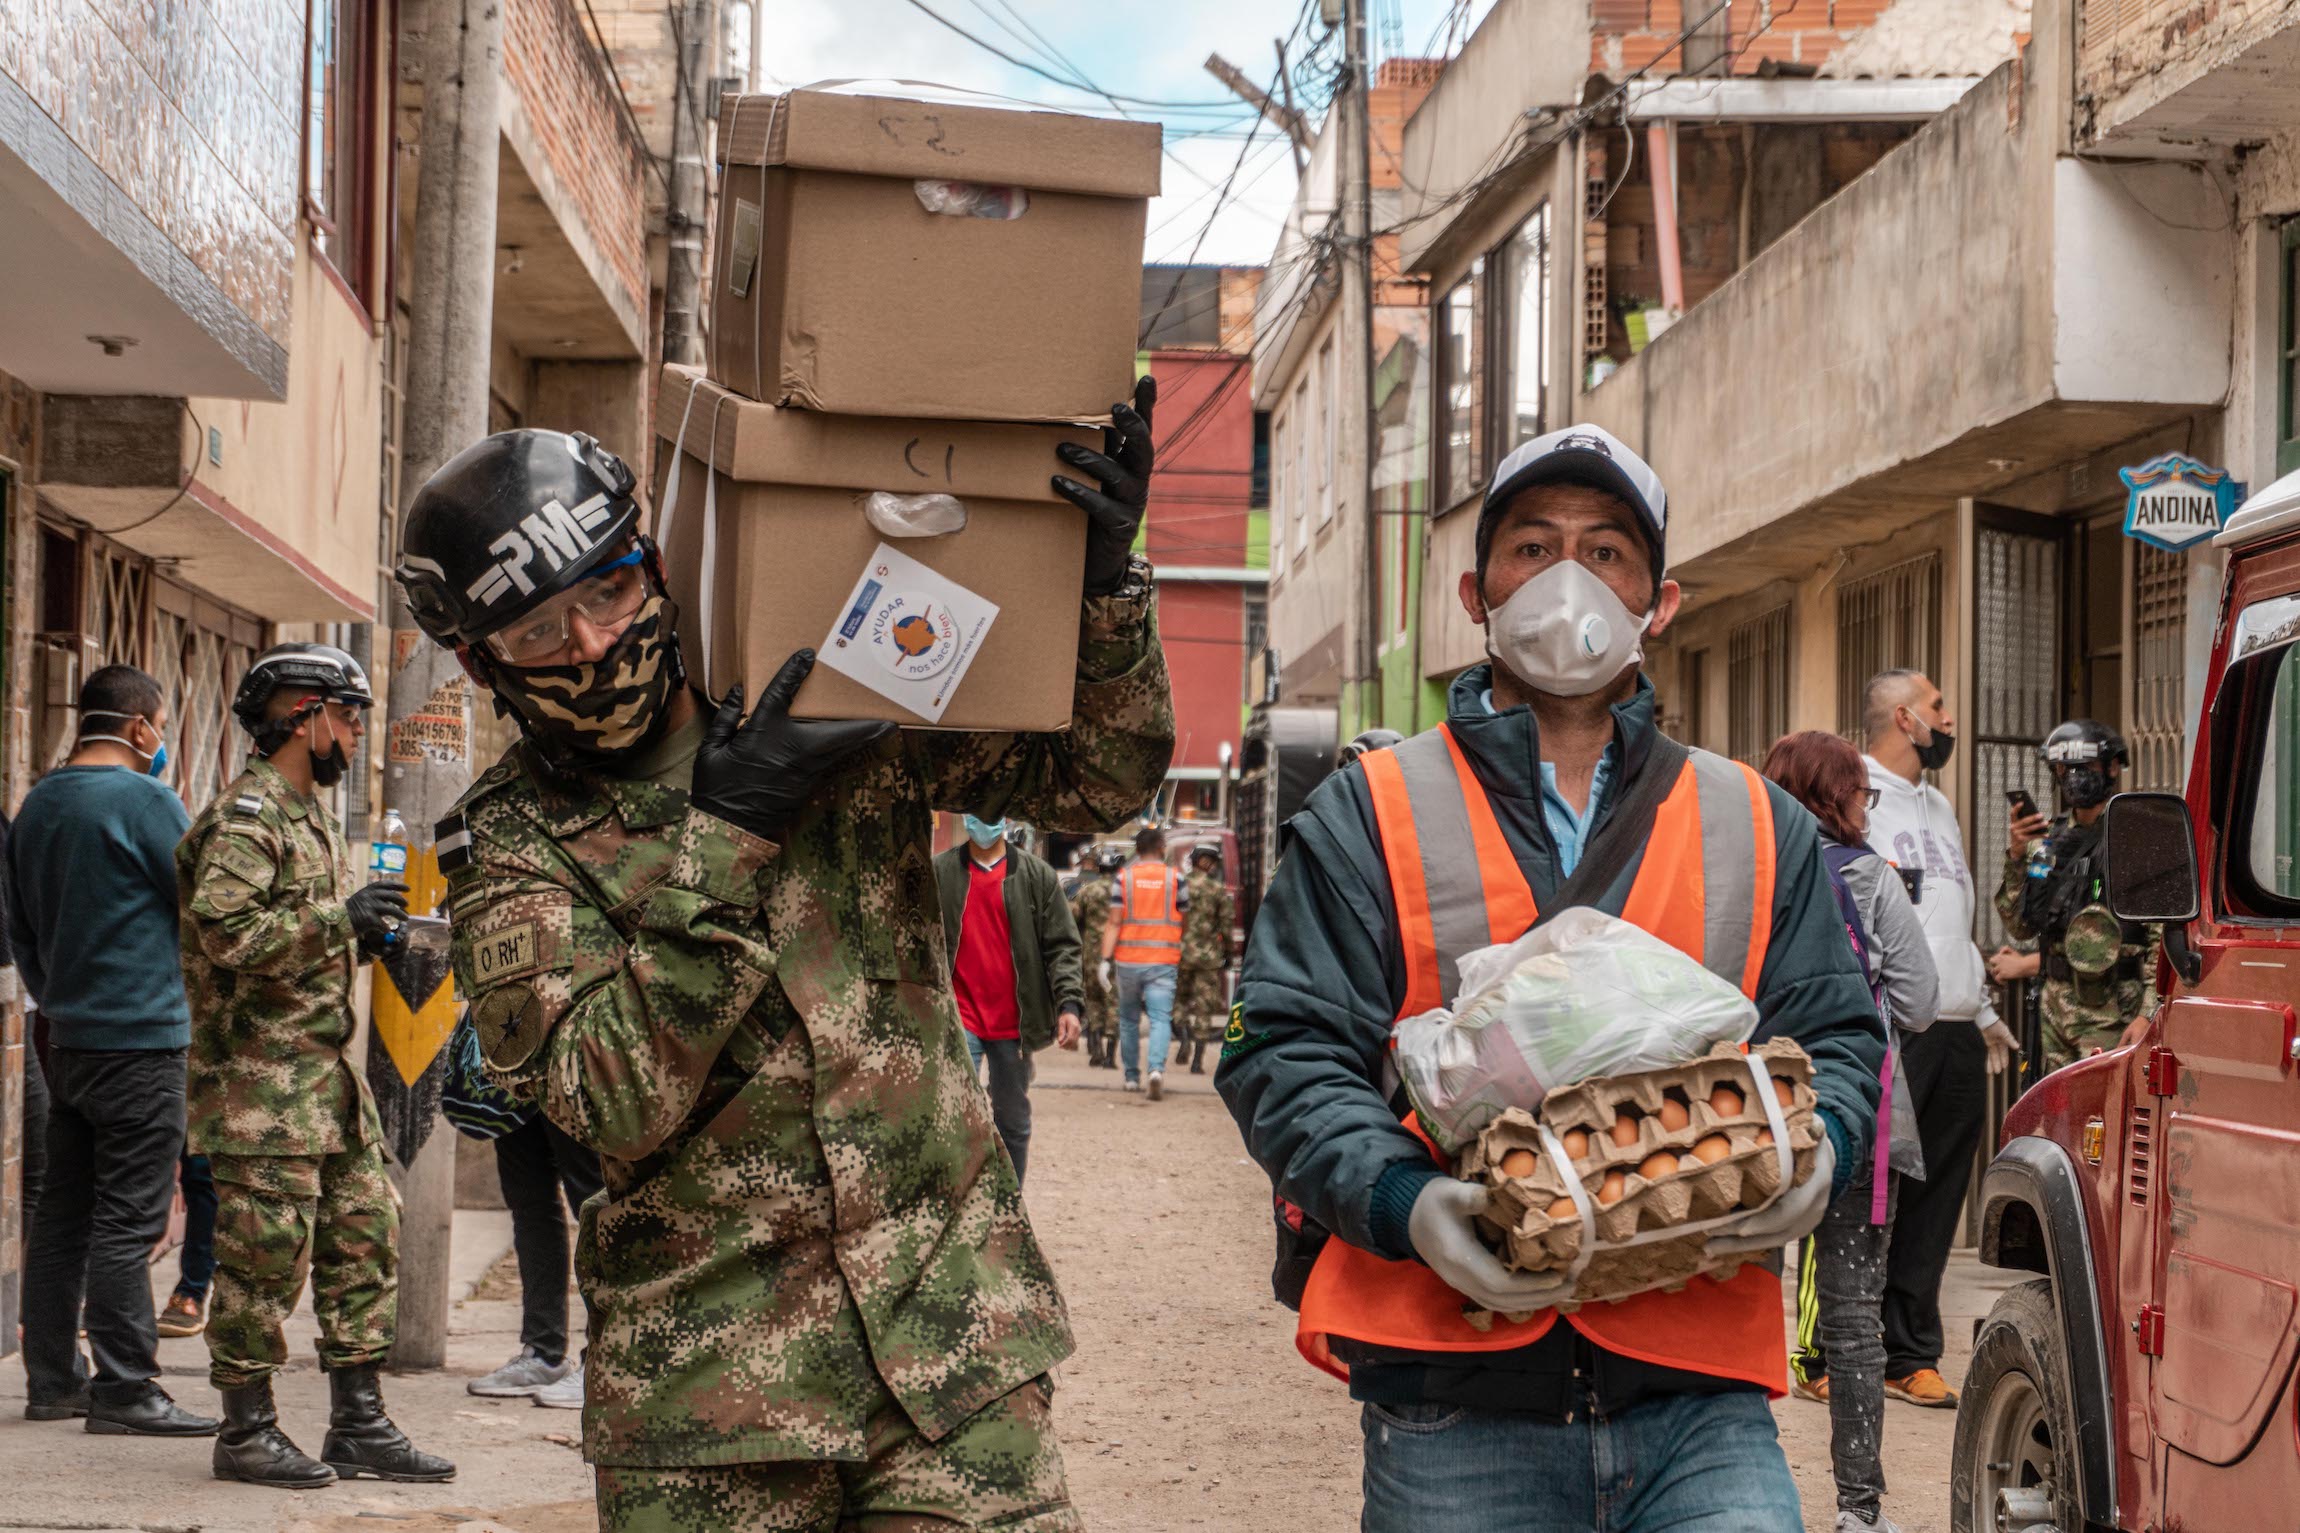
[652,364,1095,732]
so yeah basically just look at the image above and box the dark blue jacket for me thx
[1217,668,1881,1269]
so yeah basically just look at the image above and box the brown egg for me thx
[1773,1077,1796,1108]
[1691,1134,1732,1164]
[1560,1128,1591,1162]
[1545,1196,1578,1222]
[1637,1151,1680,1181]
[1658,1098,1691,1133]
[1499,1148,1540,1179]
[1708,1085,1745,1118]
[1609,1111,1642,1148]
[1596,1170,1628,1206]
[1754,1127,1776,1148]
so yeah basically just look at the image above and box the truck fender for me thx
[1979,1135,2120,1528]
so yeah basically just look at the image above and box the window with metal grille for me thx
[152,581,265,814]
[2130,544,2188,792]
[1974,521,2064,950]
[1728,606,1791,767]
[1835,554,1943,745]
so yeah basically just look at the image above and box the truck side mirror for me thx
[2103,792,2201,923]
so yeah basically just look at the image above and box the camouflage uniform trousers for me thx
[205,1141,399,1388]
[1081,977,1118,1046]
[1175,967,1229,1044]
[592,1374,1078,1533]
[2037,974,2149,1075]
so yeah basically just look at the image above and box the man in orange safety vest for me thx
[1103,825,1186,1099]
[1217,424,1884,1532]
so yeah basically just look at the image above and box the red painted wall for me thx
[1144,349,1253,775]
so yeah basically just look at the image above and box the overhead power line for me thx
[892,0,1249,109]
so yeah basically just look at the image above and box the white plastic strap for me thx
[1535,1123,1599,1286]
[654,382,729,692]
[1544,1054,1805,1262]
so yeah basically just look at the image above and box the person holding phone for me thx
[1858,670,2011,1411]
[1992,720,2161,1073]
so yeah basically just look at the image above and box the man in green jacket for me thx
[935,819,1085,1183]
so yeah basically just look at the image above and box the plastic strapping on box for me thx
[654,382,731,693]
[1534,1051,1798,1261]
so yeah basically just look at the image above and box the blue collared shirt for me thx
[1481,688,1617,877]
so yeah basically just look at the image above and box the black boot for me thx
[87,1382,220,1436]
[321,1364,456,1483]
[214,1379,336,1488]
[1190,1040,1207,1074]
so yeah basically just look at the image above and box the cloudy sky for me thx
[754,0,1497,266]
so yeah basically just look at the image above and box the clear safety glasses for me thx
[485,550,647,666]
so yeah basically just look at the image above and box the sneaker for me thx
[1791,1373,1830,1404]
[157,1291,207,1338]
[1834,1510,1903,1533]
[467,1346,573,1398]
[1884,1368,1958,1408]
[532,1361,584,1410]
[1123,1078,1142,1093]
[1146,1071,1164,1101]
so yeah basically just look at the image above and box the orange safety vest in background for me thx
[1112,861,1184,966]
[1294,724,1790,1393]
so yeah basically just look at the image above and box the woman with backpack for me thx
[1763,731,1939,1533]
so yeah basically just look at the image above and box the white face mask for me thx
[1484,559,1651,698]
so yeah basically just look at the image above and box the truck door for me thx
[2153,600,2300,1525]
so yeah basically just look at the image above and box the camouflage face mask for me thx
[490,592,681,768]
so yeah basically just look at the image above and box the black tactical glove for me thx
[347,880,409,958]
[692,649,896,842]
[1054,374,1157,596]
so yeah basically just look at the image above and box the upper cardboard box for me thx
[708,85,1161,423]
[715,86,1163,196]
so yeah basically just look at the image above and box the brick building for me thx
[0,0,727,1348]
[1138,265,1266,827]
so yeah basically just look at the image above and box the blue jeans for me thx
[1360,1388,1803,1532]
[1114,963,1175,1084]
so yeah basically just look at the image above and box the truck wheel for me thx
[1953,1278,2094,1533]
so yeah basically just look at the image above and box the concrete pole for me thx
[661,0,711,366]
[1342,0,1379,732]
[381,0,505,1372]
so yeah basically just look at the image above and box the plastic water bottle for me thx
[372,807,409,881]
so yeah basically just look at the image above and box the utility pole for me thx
[378,0,505,1371]
[661,0,712,366]
[1273,40,1308,176]
[1341,0,1380,734]
[1204,51,1311,168]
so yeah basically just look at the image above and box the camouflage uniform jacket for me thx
[1996,825,2161,1056]
[1178,869,1234,972]
[1071,876,1111,991]
[445,586,1173,1468]
[179,758,377,1156]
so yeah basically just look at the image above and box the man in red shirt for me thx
[935,817,1085,1183]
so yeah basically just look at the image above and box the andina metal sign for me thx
[2119,454,2243,552]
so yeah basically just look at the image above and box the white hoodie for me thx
[1863,754,2000,1027]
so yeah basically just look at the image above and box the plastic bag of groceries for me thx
[1396,908,1759,1155]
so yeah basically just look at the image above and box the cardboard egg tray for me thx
[1457,1039,1821,1310]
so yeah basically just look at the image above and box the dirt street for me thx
[2,1045,2011,1531]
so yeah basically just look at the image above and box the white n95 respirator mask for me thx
[1485,560,1652,698]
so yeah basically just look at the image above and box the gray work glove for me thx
[1098,959,1114,990]
[1407,1177,1577,1314]
[1706,1134,1838,1257]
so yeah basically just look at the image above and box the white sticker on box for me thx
[817,543,1000,723]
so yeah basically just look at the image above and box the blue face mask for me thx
[963,815,1006,849]
[83,711,167,778]
[147,742,169,778]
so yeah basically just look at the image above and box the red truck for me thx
[1955,488,2300,1531]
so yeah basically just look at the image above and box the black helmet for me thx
[395,430,643,650]
[232,643,374,736]
[2040,719,2129,809]
[1189,839,1222,868]
[1094,844,1127,873]
[1337,728,1404,768]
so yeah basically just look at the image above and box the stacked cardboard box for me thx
[653,84,1162,730]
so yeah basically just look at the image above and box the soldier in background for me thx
[1992,720,2161,1072]
[1072,845,1126,1069]
[396,400,1170,1530]
[179,645,455,1489]
[1174,841,1236,1075]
